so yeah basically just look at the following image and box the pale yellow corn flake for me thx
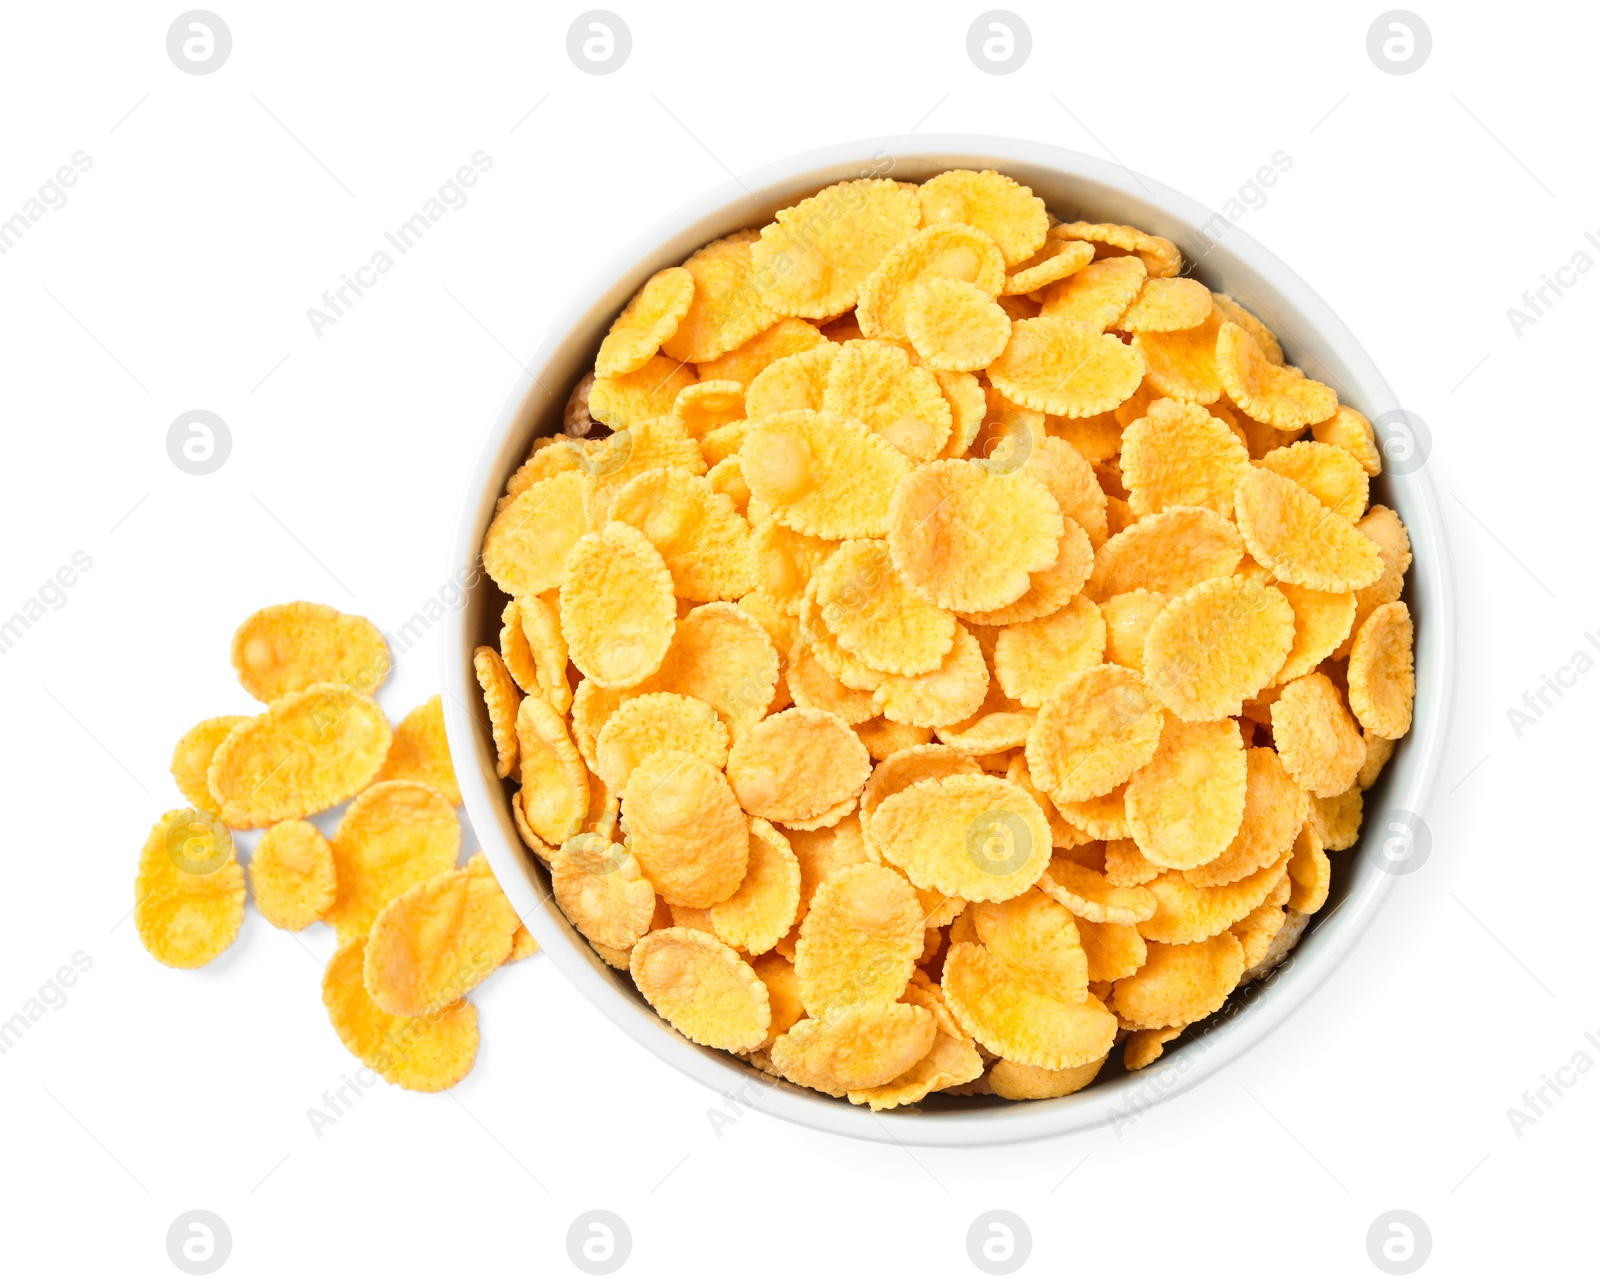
[623,750,749,908]
[751,951,806,1047]
[855,715,934,760]
[1017,434,1110,547]
[934,678,1036,756]
[1234,467,1383,593]
[552,841,657,954]
[1113,933,1244,1030]
[374,694,463,807]
[745,344,836,419]
[1273,583,1357,686]
[231,601,391,702]
[887,460,1063,613]
[794,862,925,1014]
[560,521,678,688]
[989,317,1146,418]
[631,927,772,1053]
[935,369,988,456]
[1051,221,1182,277]
[1335,504,1411,659]
[208,683,391,830]
[1005,238,1095,295]
[711,818,802,955]
[589,355,698,429]
[594,691,729,795]
[516,693,590,846]
[1183,747,1306,887]
[518,591,572,714]
[324,780,459,942]
[869,773,1051,902]
[510,788,559,864]
[972,887,1089,1002]
[739,409,912,539]
[697,318,828,386]
[1121,397,1251,518]
[823,339,953,462]
[726,707,870,823]
[582,415,708,522]
[1260,440,1369,521]
[1075,916,1147,982]
[1085,505,1245,601]
[993,596,1105,706]
[1025,663,1164,804]
[788,637,880,726]
[850,1019,986,1108]
[772,1001,937,1095]
[1211,293,1284,364]
[483,469,593,598]
[606,466,755,603]
[1048,410,1123,466]
[705,455,752,515]
[1286,821,1330,913]
[1311,405,1382,477]
[1132,309,1224,405]
[920,169,1049,265]
[696,420,748,467]
[1138,854,1287,944]
[1101,589,1167,671]
[249,819,336,932]
[1231,887,1288,972]
[1116,277,1212,333]
[1101,837,1159,887]
[942,942,1118,1070]
[905,278,1012,372]
[817,538,957,676]
[596,266,695,378]
[1271,672,1365,798]
[499,598,538,692]
[990,1054,1106,1099]
[474,647,521,778]
[751,179,923,319]
[858,224,1007,342]
[1056,783,1131,840]
[1358,730,1395,790]
[1141,575,1295,720]
[645,601,782,734]
[1125,717,1247,870]
[1311,787,1362,851]
[657,229,777,364]
[1036,857,1158,926]
[751,518,836,616]
[857,743,982,862]
[170,715,246,816]
[671,379,746,439]
[135,810,246,968]
[960,517,1094,627]
[502,437,583,505]
[1217,322,1336,430]
[323,937,477,1091]
[1347,600,1415,739]
[570,677,626,775]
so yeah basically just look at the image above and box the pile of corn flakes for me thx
[479,168,1415,1108]
[140,602,535,1092]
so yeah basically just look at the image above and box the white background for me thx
[1,1,1593,1281]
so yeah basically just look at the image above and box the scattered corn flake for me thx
[1132,309,1224,404]
[1116,277,1212,333]
[1211,293,1284,364]
[1051,221,1182,277]
[379,694,459,810]
[1085,505,1244,601]
[726,707,870,824]
[972,887,1089,1002]
[323,937,477,1091]
[560,521,677,688]
[324,780,459,942]
[596,266,695,377]
[1121,397,1251,518]
[552,839,657,954]
[658,230,777,363]
[249,819,335,932]
[606,466,755,603]
[1260,441,1369,521]
[869,773,1051,902]
[623,750,749,908]
[1234,467,1383,593]
[483,470,593,598]
[671,379,746,439]
[751,179,923,319]
[594,692,729,796]
[630,927,771,1052]
[1125,717,1248,870]
[817,538,957,676]
[1075,915,1148,983]
[942,942,1118,1070]
[1273,583,1357,686]
[1141,575,1295,720]
[887,460,1063,613]
[988,317,1145,418]
[1311,786,1363,851]
[1036,857,1158,926]
[858,224,1007,341]
[502,437,583,507]
[135,810,245,968]
[170,715,245,815]
[905,277,1012,372]
[711,819,802,955]
[515,693,590,845]
[740,408,912,539]
[788,636,881,726]
[993,595,1106,706]
[208,683,391,830]
[589,355,698,429]
[772,1001,936,1095]
[1005,238,1095,295]
[858,743,981,862]
[1101,589,1167,672]
[1286,821,1330,913]
[920,169,1048,265]
[794,862,925,1014]
[651,601,781,736]
[1103,837,1161,887]
[1183,747,1306,887]
[1025,663,1164,804]
[231,601,391,702]
[1139,854,1287,945]
[1347,600,1415,739]
[745,344,836,419]
[1113,933,1244,1030]
[1271,672,1365,798]
[1311,405,1382,477]
[1217,322,1336,430]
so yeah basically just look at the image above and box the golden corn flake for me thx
[1116,277,1212,333]
[502,436,582,505]
[1273,583,1357,686]
[920,169,1048,265]
[589,355,697,430]
[1132,308,1224,405]
[771,1001,936,1095]
[1234,467,1383,593]
[823,339,953,461]
[887,460,1063,613]
[851,1016,985,1108]
[231,602,390,703]
[740,408,912,539]
[711,818,801,955]
[208,683,391,830]
[1217,322,1336,430]
[1231,889,1288,971]
[751,519,835,616]
[483,469,593,598]
[751,178,922,319]
[560,521,677,688]
[1286,821,1330,914]
[631,927,771,1052]
[905,277,1012,372]
[1260,441,1369,522]
[1036,857,1157,926]
[1126,717,1247,870]
[499,598,539,692]
[1347,600,1415,739]
[323,937,477,1091]
[364,856,519,1016]
[1024,663,1164,803]
[962,515,1094,628]
[751,952,806,1047]
[1020,434,1110,546]
[671,379,746,438]
[697,318,827,386]
[942,942,1118,1070]
[817,538,956,676]
[1038,255,1146,329]
[705,455,752,515]
[249,819,335,932]
[1100,837,1159,886]
[518,592,573,714]
[989,317,1145,418]
[515,693,589,845]
[789,637,880,725]
[869,773,1051,902]
[1101,589,1167,671]
[1312,787,1363,851]
[135,810,245,968]
[372,694,462,806]
[474,647,522,778]
[855,715,933,760]
[1183,747,1306,887]
[1052,220,1182,277]
[1055,782,1131,840]
[596,266,694,378]
[1113,933,1244,1030]
[931,680,1036,755]
[623,749,749,907]
[726,707,870,824]
[1123,1027,1182,1071]
[1085,505,1245,601]
[324,780,459,942]
[646,601,781,735]
[1138,853,1287,945]
[990,1055,1106,1100]
[745,344,836,419]
[858,743,981,861]
[655,229,776,363]
[1141,576,1295,721]
[1359,730,1395,790]
[1121,398,1250,518]
[1211,292,1284,364]
[1076,916,1147,982]
[1312,405,1382,477]
[594,692,729,795]
[972,887,1089,1002]
[1005,238,1095,295]
[606,466,755,603]
[794,862,924,1014]
[552,840,657,953]
[993,595,1105,706]
[1336,504,1411,658]
[170,715,245,815]
[1271,672,1365,798]
[858,224,1006,341]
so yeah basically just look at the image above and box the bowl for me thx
[444,135,1456,1146]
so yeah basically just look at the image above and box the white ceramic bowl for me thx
[445,135,1457,1146]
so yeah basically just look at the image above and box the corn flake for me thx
[740,408,912,539]
[1234,467,1383,592]
[170,715,245,816]
[1052,221,1182,277]
[231,602,390,702]
[1125,717,1247,870]
[589,355,698,429]
[623,750,749,908]
[483,470,593,598]
[135,810,245,968]
[596,266,695,377]
[560,521,677,688]
[869,774,1051,902]
[324,781,459,942]
[631,927,771,1052]
[772,1001,936,1095]
[794,862,925,1014]
[942,942,1118,1070]
[1312,405,1382,477]
[858,224,1006,341]
[1347,600,1415,739]
[726,707,870,824]
[250,819,335,932]
[1085,505,1244,601]
[1132,309,1224,405]
[1271,673,1365,798]
[745,344,837,419]
[989,317,1145,418]
[1025,663,1164,804]
[1141,575,1295,720]
[905,277,1012,372]
[1260,441,1369,522]
[1121,397,1251,518]
[1217,322,1336,430]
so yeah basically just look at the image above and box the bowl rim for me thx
[443,133,1457,1147]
